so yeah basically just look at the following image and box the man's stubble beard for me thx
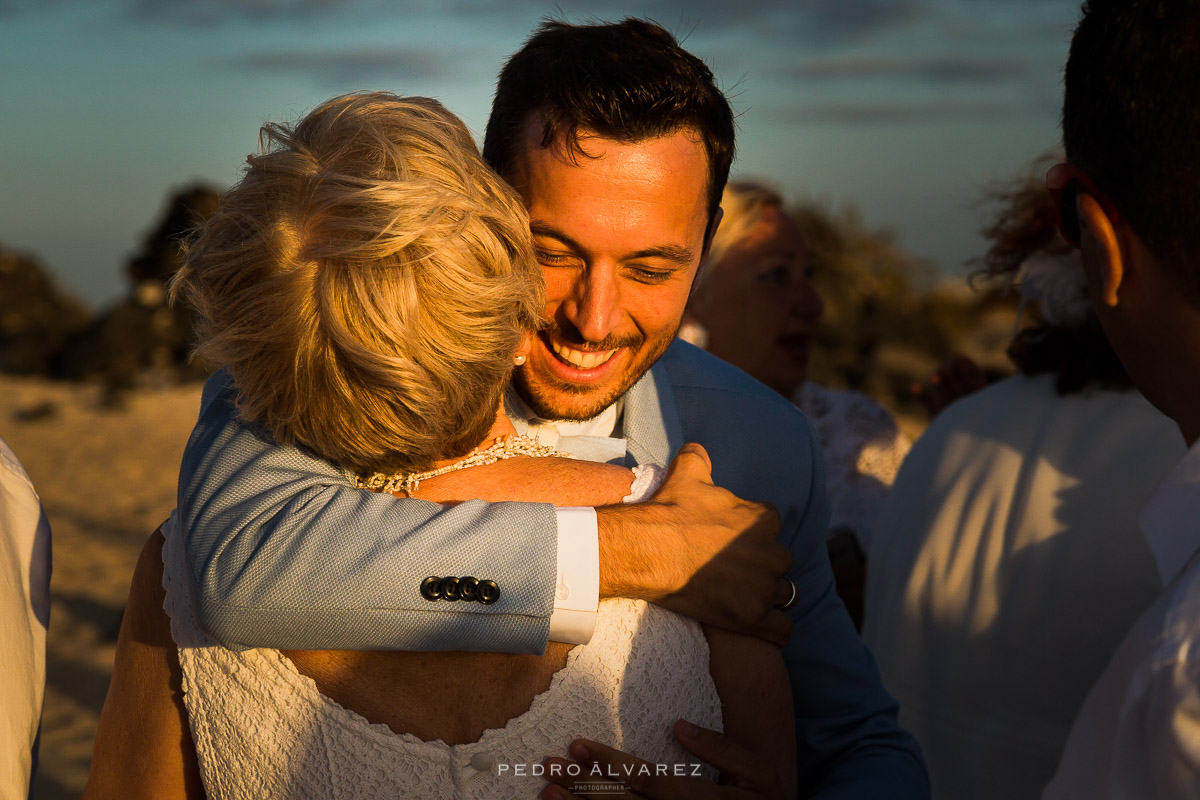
[513,320,680,422]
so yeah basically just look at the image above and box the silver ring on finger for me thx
[777,578,799,611]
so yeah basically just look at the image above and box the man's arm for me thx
[180,373,560,653]
[595,444,793,644]
[180,374,787,653]
[543,447,927,799]
[777,421,930,798]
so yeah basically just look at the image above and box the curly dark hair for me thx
[980,154,1131,394]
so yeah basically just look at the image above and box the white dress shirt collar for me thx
[505,387,624,439]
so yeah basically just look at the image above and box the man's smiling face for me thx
[508,118,713,420]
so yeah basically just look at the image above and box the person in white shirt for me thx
[864,166,1184,800]
[0,436,51,798]
[1042,1,1200,796]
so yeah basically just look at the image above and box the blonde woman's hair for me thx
[172,92,545,475]
[700,181,785,283]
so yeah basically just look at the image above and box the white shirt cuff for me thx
[548,506,599,644]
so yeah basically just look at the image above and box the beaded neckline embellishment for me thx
[357,434,563,498]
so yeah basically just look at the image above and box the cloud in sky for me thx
[126,0,364,25]
[0,0,67,15]
[0,0,359,23]
[3,0,1071,42]
[792,0,930,46]
[504,0,932,47]
[0,0,358,24]
[96,0,936,48]
[774,99,1017,125]
[232,45,458,84]
[0,0,417,26]
[788,55,1029,85]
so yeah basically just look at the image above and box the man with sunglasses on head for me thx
[1043,1,1200,796]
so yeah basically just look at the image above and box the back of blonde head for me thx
[173,92,544,474]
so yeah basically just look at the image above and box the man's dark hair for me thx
[483,18,735,227]
[1063,0,1200,302]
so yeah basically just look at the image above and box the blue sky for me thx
[0,0,1079,306]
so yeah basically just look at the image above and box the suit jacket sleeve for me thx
[177,371,558,653]
[783,415,930,798]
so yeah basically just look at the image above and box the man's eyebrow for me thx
[529,222,695,266]
[624,245,695,267]
[530,222,583,251]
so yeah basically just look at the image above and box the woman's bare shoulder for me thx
[125,528,173,647]
[84,526,204,799]
[704,626,797,798]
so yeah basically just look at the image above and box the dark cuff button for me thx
[459,576,479,602]
[477,579,500,605]
[440,575,461,601]
[420,576,442,601]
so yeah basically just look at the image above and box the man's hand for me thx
[540,719,792,800]
[596,443,792,644]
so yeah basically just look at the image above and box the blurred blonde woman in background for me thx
[84,93,794,799]
[681,181,910,625]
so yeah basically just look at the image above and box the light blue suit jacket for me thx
[178,339,929,797]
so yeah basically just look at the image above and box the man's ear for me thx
[1079,192,1125,307]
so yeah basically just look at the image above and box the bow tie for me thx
[512,418,628,464]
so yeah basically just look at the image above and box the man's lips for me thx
[534,332,628,383]
[549,339,618,369]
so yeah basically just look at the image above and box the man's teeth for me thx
[550,341,617,369]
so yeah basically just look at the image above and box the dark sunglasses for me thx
[1046,162,1121,248]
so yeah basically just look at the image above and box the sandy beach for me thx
[0,375,203,799]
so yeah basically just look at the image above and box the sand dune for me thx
[0,375,203,799]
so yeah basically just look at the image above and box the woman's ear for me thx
[1079,192,1125,307]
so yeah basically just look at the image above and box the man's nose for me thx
[565,265,621,342]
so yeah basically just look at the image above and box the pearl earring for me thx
[513,355,527,366]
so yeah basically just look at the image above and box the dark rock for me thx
[0,247,90,375]
[50,183,220,389]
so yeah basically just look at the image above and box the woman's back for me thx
[162,460,723,799]
[282,645,577,746]
[163,518,721,799]
[278,455,633,747]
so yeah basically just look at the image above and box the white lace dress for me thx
[793,383,911,552]
[161,464,722,799]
